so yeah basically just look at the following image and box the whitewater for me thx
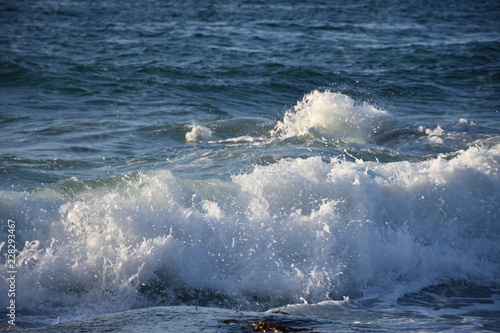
[1,90,499,331]
[1,0,499,330]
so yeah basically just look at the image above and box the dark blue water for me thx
[1,0,499,331]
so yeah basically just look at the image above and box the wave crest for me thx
[1,145,499,315]
[271,90,395,143]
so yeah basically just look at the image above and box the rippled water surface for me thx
[1,0,499,331]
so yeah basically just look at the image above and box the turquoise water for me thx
[1,0,499,331]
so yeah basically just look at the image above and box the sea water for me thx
[1,0,499,332]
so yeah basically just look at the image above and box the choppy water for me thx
[1,0,499,331]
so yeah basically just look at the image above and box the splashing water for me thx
[272,90,395,144]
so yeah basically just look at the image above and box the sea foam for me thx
[185,124,213,143]
[1,143,498,316]
[271,90,395,143]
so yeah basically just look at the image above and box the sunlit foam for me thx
[271,90,395,143]
[1,144,498,317]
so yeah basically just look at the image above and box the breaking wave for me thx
[1,142,499,316]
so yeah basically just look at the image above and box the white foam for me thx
[184,91,396,146]
[185,124,213,143]
[415,118,488,149]
[419,124,446,144]
[185,125,260,144]
[1,141,499,319]
[271,90,395,143]
[269,297,352,318]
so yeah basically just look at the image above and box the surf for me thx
[1,143,498,318]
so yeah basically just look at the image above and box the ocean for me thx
[1,0,499,331]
